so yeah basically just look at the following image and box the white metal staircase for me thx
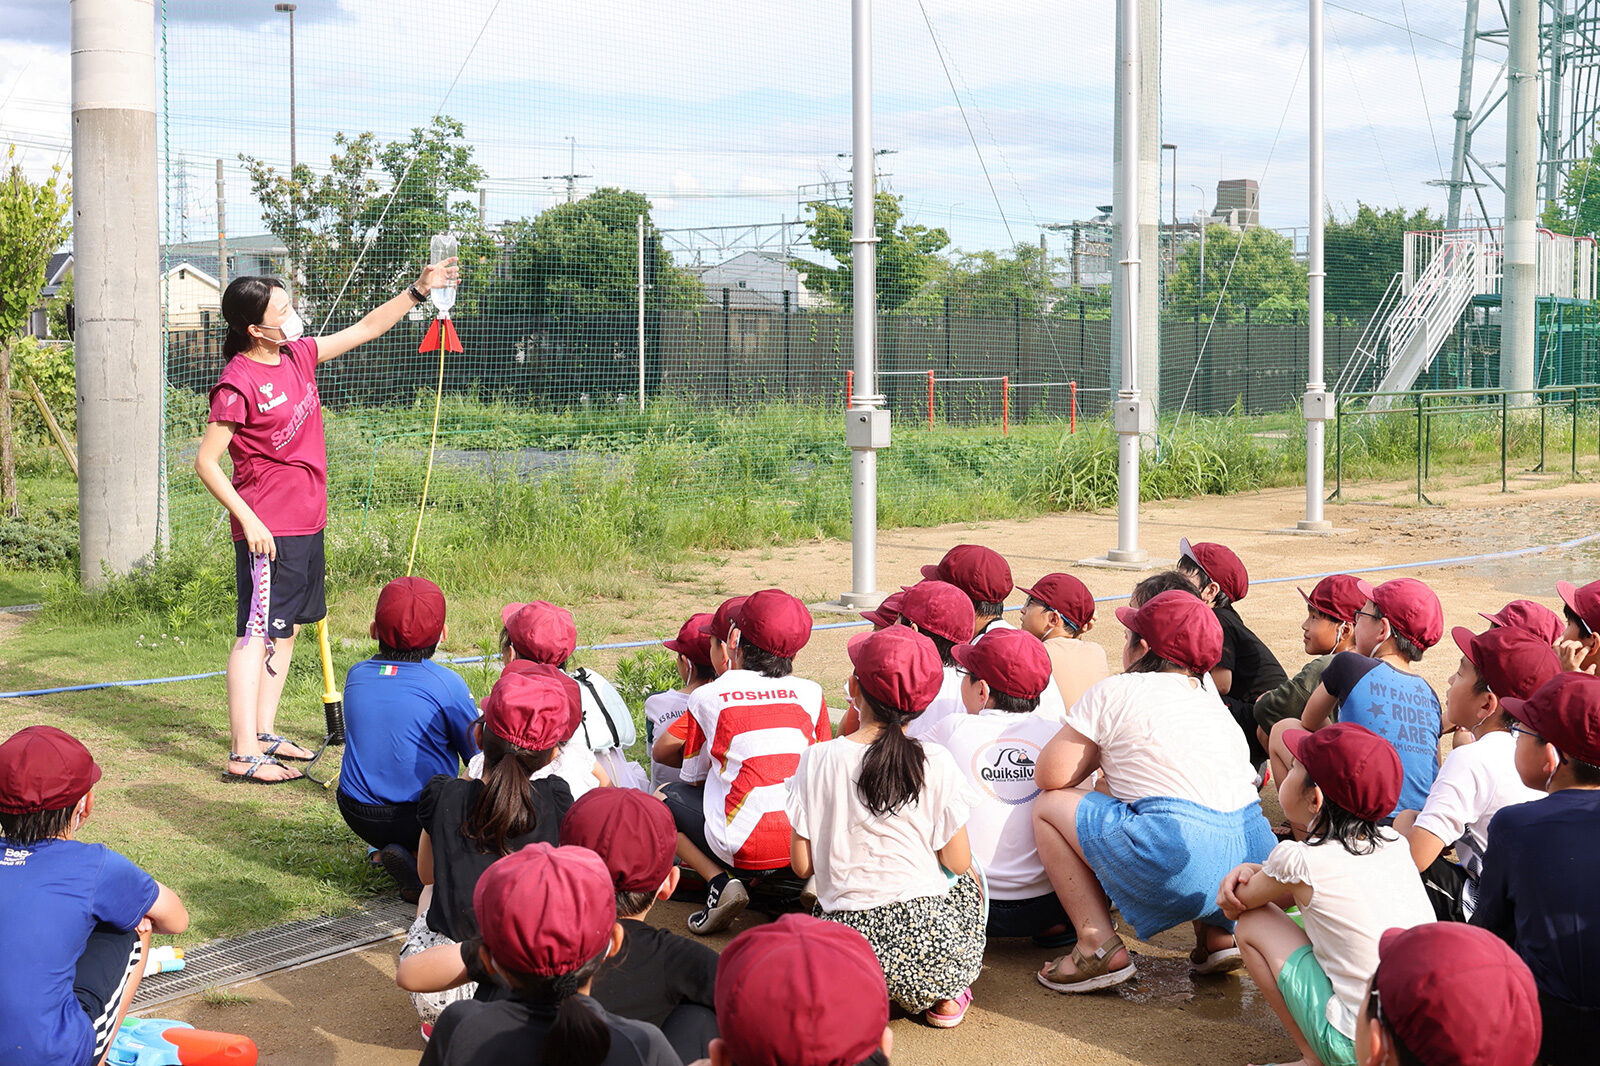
[1366,240,1480,410]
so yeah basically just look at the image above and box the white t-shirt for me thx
[922,708,1060,899]
[785,735,978,911]
[905,666,965,741]
[1412,729,1542,878]
[643,689,691,792]
[969,621,1068,722]
[1261,832,1435,1038]
[1065,671,1259,810]
[465,741,598,800]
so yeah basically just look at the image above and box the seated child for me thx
[1016,572,1109,709]
[705,915,891,1066]
[0,726,190,1066]
[1474,671,1600,1065]
[1554,579,1600,673]
[419,843,679,1066]
[786,626,984,1027]
[1394,625,1552,921]
[1033,590,1274,993]
[1219,723,1434,1066]
[1480,599,1564,646]
[1253,574,1365,751]
[1177,538,1288,763]
[664,588,829,935]
[1357,922,1541,1066]
[896,579,974,741]
[921,543,1013,639]
[1131,570,1198,607]
[403,665,580,1030]
[1269,578,1445,821]
[650,599,747,775]
[645,614,716,793]
[338,576,479,901]
[921,627,1071,945]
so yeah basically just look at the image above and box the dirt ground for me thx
[117,475,1600,1063]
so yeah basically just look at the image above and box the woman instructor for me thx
[195,258,458,783]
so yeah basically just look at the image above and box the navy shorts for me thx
[661,781,712,860]
[234,530,326,639]
[76,923,143,1064]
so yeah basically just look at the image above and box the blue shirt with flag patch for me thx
[339,658,480,806]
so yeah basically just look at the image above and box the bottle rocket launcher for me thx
[107,1019,256,1066]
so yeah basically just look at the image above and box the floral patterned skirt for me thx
[819,872,985,1014]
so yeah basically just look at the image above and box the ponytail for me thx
[498,946,612,1066]
[221,276,283,356]
[855,690,927,816]
[460,730,554,854]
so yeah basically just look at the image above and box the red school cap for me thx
[732,588,813,658]
[501,600,578,665]
[1451,626,1561,702]
[700,595,749,643]
[473,844,617,977]
[1298,574,1366,626]
[481,663,582,751]
[1177,538,1250,602]
[1374,923,1541,1066]
[0,726,102,815]
[1479,599,1565,646]
[715,914,888,1066]
[950,627,1052,700]
[1555,579,1600,633]
[1500,671,1600,766]
[1114,589,1224,674]
[859,590,905,631]
[1282,722,1403,822]
[559,789,677,894]
[373,576,447,650]
[1017,572,1095,631]
[897,579,976,645]
[663,613,715,668]
[1357,577,1444,651]
[846,627,943,714]
[920,544,1013,604]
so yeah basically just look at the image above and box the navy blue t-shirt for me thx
[0,838,158,1066]
[1474,788,1600,1010]
[339,657,480,807]
[1320,652,1440,815]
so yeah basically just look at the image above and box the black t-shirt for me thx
[591,918,719,1028]
[420,994,682,1066]
[418,774,573,943]
[1213,603,1288,704]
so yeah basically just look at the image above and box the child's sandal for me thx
[1037,933,1135,993]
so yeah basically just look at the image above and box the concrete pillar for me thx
[1111,0,1161,412]
[72,0,162,583]
[1502,0,1538,400]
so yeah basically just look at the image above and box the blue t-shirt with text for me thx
[339,657,480,807]
[0,837,158,1066]
[1321,652,1440,815]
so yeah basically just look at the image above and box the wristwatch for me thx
[407,283,429,303]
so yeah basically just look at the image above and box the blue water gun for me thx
[106,1018,257,1066]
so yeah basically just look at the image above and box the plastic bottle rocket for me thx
[429,233,457,314]
[143,945,186,977]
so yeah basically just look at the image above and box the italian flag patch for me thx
[379,664,398,676]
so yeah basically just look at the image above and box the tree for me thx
[242,115,494,318]
[797,192,949,312]
[1164,225,1306,322]
[915,242,1060,317]
[0,149,71,517]
[1324,203,1443,320]
[1542,143,1600,237]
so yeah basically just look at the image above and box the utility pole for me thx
[478,187,486,226]
[215,158,228,287]
[542,136,591,204]
[1442,0,1481,230]
[1299,0,1333,530]
[73,0,161,581]
[1110,0,1161,416]
[1503,0,1538,400]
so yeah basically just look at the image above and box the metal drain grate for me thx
[132,898,415,1009]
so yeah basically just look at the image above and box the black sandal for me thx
[257,733,314,761]
[224,753,303,784]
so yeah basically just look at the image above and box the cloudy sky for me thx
[1,0,1502,258]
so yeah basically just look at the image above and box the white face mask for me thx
[257,308,305,346]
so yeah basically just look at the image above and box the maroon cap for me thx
[474,843,617,977]
[663,613,714,668]
[1114,589,1224,674]
[920,544,1013,604]
[1018,572,1095,631]
[1283,723,1402,821]
[732,588,813,658]
[716,914,888,1066]
[1501,671,1600,765]
[1555,579,1600,633]
[501,601,578,665]
[560,789,677,894]
[1178,538,1250,602]
[950,627,1052,700]
[1298,574,1366,625]
[859,590,905,631]
[1375,923,1541,1066]
[373,576,447,650]
[1357,577,1444,651]
[1451,626,1561,702]
[1480,599,1564,646]
[0,727,102,815]
[897,579,976,644]
[481,664,581,751]
[846,627,943,714]
[701,595,749,643]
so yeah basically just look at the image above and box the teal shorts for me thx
[1276,945,1356,1066]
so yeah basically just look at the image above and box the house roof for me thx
[165,261,221,289]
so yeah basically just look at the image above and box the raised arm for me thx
[313,258,458,364]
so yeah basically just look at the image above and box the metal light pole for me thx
[1162,142,1176,283]
[1192,184,1208,300]
[1299,0,1333,530]
[275,3,297,281]
[1502,0,1538,401]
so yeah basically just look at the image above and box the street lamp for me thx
[275,3,297,283]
